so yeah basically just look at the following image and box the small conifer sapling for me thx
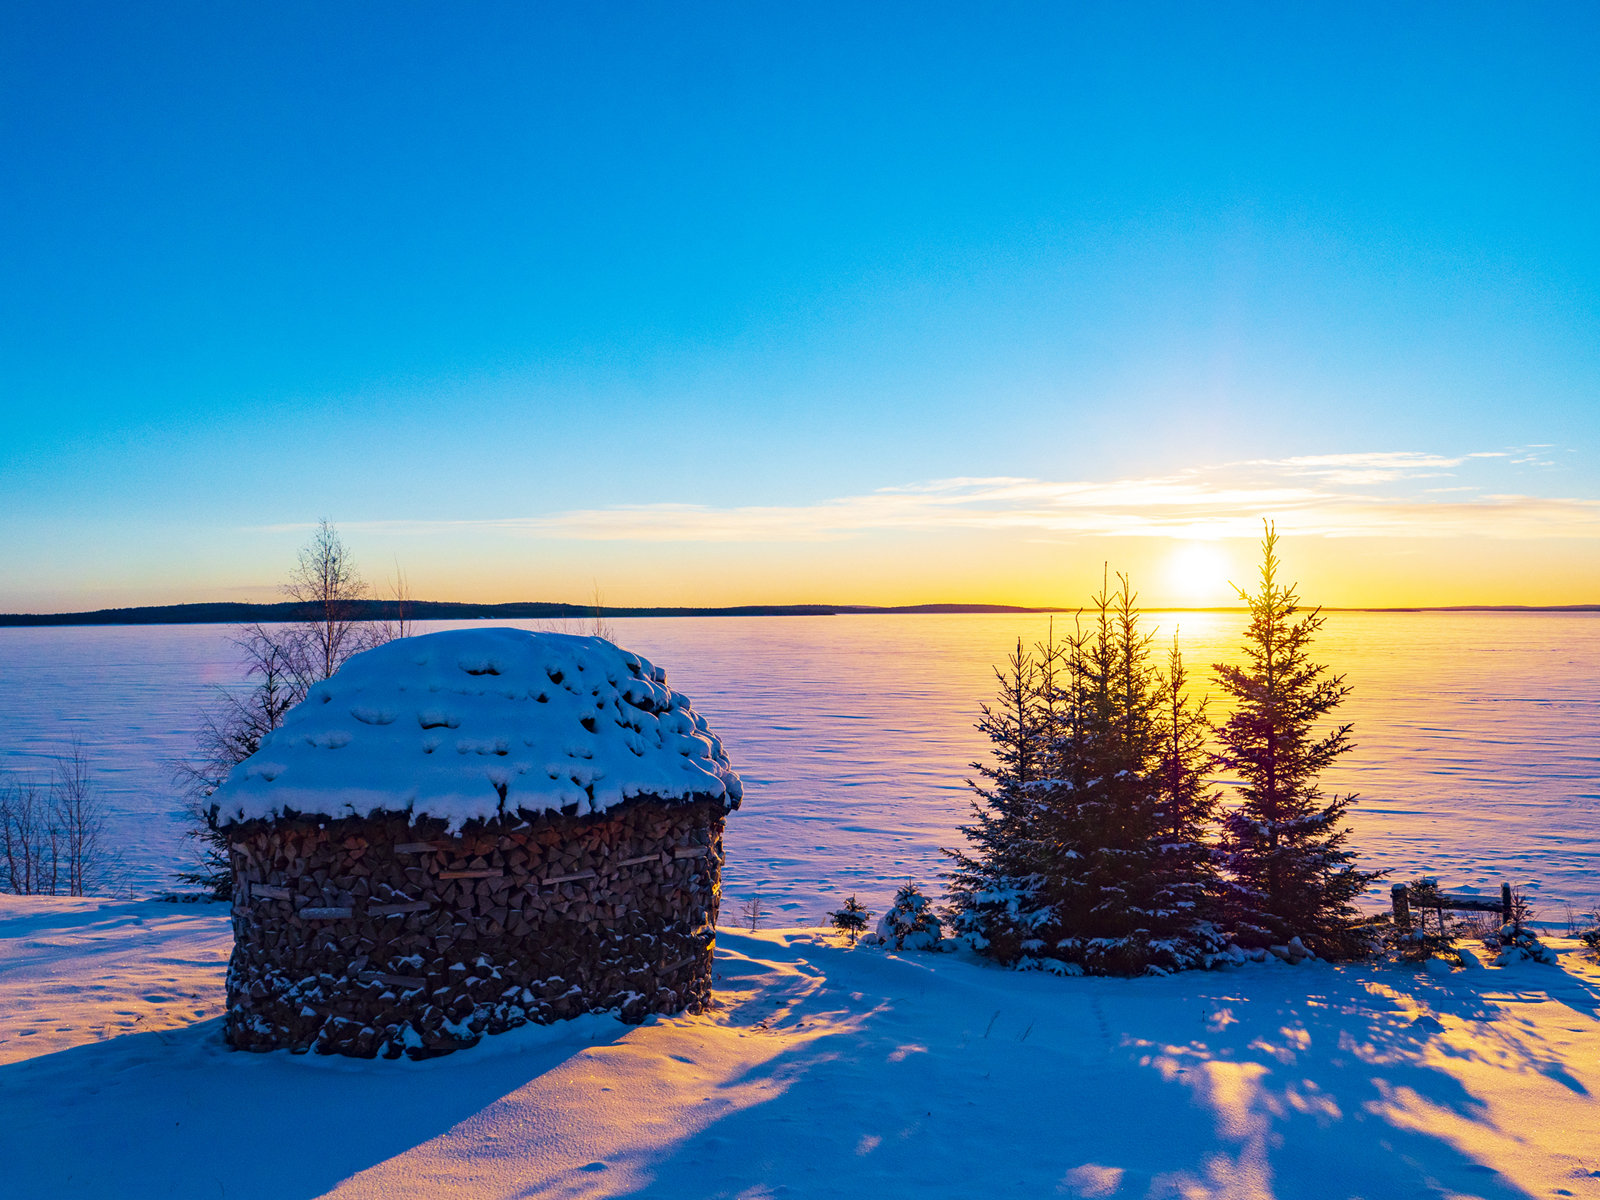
[828,895,872,944]
[877,882,944,950]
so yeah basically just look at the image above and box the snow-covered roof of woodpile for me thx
[213,628,742,829]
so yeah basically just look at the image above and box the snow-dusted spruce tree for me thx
[946,581,1221,975]
[828,895,872,944]
[1149,633,1222,951]
[875,882,943,950]
[1213,523,1382,959]
[942,638,1059,961]
[1038,578,1222,974]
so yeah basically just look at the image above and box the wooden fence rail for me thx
[1392,881,1513,930]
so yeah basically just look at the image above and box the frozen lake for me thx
[1,612,1596,922]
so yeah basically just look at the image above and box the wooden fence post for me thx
[1391,883,1411,931]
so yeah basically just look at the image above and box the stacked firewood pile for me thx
[224,799,724,1058]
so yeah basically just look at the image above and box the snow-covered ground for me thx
[3,613,1598,1196]
[4,893,1599,1199]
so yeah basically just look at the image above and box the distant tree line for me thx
[945,523,1381,972]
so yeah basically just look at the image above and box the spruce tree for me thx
[877,882,944,950]
[1039,577,1219,974]
[1148,633,1221,952]
[946,578,1221,975]
[827,895,872,944]
[943,640,1056,961]
[1213,523,1382,958]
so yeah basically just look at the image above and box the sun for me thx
[1165,542,1232,604]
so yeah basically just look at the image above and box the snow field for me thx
[4,896,1600,1199]
[2,613,1596,917]
[0,894,232,1064]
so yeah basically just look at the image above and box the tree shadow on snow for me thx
[609,954,1580,1200]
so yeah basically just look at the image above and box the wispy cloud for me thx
[1245,451,1472,484]
[263,448,1598,544]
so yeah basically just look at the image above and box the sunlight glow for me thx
[1166,543,1233,604]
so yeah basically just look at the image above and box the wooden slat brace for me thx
[1438,894,1506,913]
[367,901,432,917]
[544,869,597,886]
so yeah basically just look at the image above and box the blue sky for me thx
[3,2,1597,610]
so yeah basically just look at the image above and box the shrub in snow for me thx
[1581,926,1600,961]
[738,894,767,932]
[944,578,1224,976]
[874,882,942,950]
[828,895,871,945]
[1484,922,1555,965]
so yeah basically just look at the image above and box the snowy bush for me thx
[1580,925,1600,960]
[1384,878,1461,964]
[874,882,943,950]
[1483,922,1555,966]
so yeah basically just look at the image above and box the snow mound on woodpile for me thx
[212,628,742,830]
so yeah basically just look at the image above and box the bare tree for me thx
[171,627,303,898]
[739,894,767,932]
[53,740,106,897]
[377,558,416,643]
[0,773,51,894]
[589,581,616,642]
[173,520,407,897]
[1,743,111,897]
[283,517,381,682]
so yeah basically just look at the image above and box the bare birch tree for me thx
[0,773,51,894]
[53,740,107,897]
[282,518,379,682]
[173,520,408,896]
[1,742,111,896]
[375,559,415,643]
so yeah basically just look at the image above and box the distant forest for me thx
[3,600,1595,627]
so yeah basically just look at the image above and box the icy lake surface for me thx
[1,613,1596,919]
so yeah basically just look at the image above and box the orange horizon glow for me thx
[7,527,1596,615]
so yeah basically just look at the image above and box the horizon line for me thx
[3,598,1598,628]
